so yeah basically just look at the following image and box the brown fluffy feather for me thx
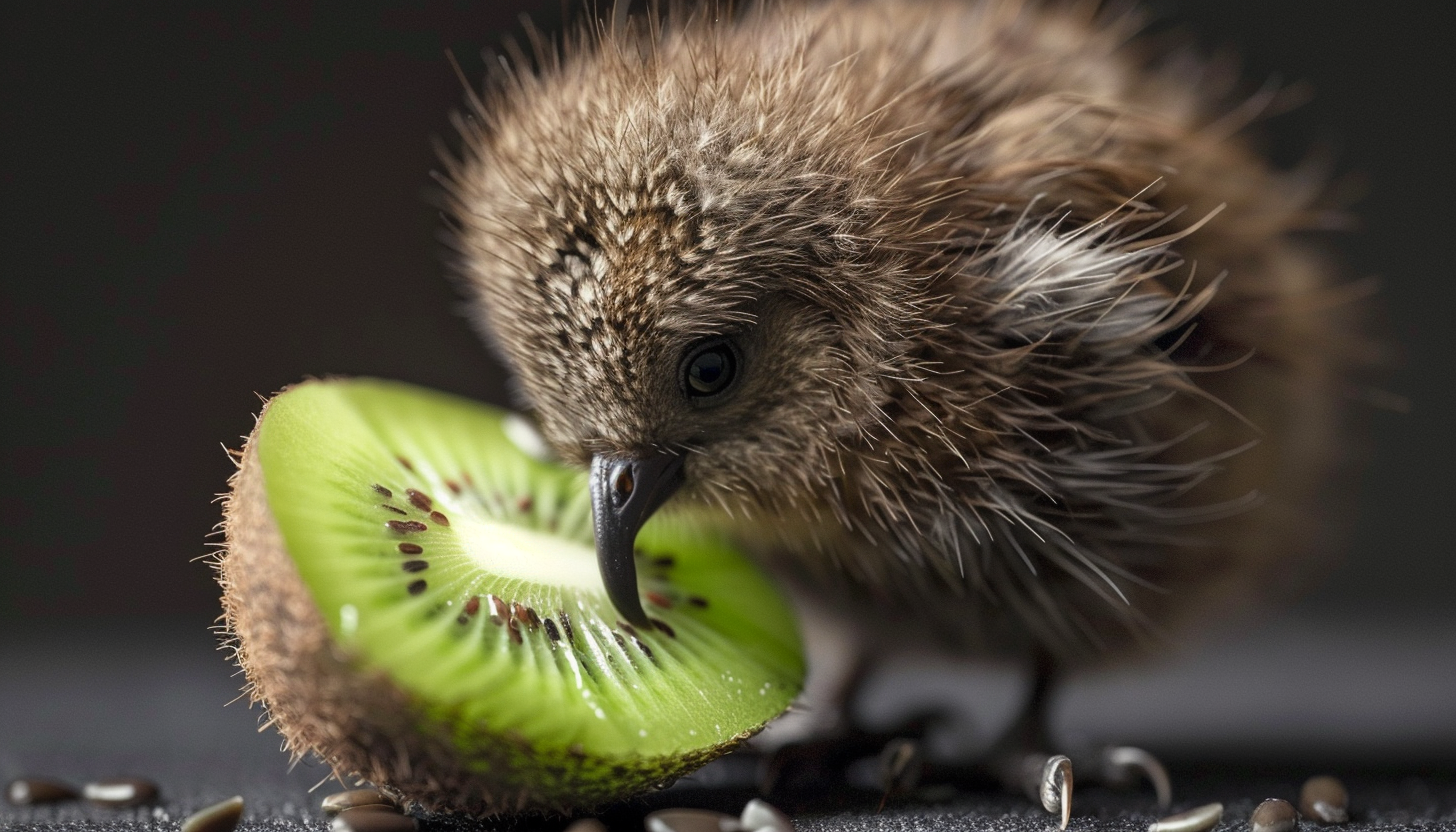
[444,0,1359,662]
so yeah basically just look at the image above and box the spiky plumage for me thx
[443,0,1358,662]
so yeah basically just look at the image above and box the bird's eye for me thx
[681,339,739,400]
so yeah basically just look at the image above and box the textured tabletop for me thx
[3,618,1454,831]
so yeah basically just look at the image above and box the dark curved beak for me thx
[590,450,685,627]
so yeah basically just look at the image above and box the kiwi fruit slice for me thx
[217,378,804,815]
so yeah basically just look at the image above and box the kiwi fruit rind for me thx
[217,377,804,815]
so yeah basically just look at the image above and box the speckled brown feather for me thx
[444,0,1360,662]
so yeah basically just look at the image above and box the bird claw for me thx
[1098,745,1171,810]
[876,737,924,809]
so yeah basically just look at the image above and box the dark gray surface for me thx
[2,618,1453,830]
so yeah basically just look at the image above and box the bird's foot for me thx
[993,745,1170,829]
[754,712,944,799]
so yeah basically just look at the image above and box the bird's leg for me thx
[986,651,1171,827]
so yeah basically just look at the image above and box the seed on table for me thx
[1300,775,1349,824]
[645,807,742,832]
[321,788,398,815]
[83,777,160,807]
[564,820,609,832]
[877,738,923,799]
[1149,802,1224,832]
[741,797,794,832]
[6,777,79,805]
[330,805,418,832]
[1251,798,1298,832]
[181,796,244,832]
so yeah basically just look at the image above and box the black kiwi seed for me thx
[633,637,655,661]
[650,618,676,638]
[612,632,628,650]
[444,478,462,494]
[181,795,245,832]
[507,619,523,644]
[396,456,414,471]
[512,602,533,628]
[7,777,79,805]
[406,489,432,511]
[652,555,675,568]
[687,596,709,609]
[560,611,576,643]
[83,778,160,807]
[407,580,427,596]
[618,620,639,638]
[371,484,392,498]
[544,618,561,641]
[381,505,407,516]
[464,596,480,617]
[387,520,427,534]
[397,543,423,555]
[321,788,397,815]
[516,495,533,512]
[429,511,450,527]
[646,592,673,609]
[401,560,429,573]
[487,595,508,625]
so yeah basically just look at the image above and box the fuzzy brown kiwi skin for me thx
[214,387,757,817]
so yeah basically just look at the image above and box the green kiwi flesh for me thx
[218,378,804,815]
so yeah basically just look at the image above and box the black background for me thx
[2,0,1452,628]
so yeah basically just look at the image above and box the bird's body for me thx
[446,0,1353,674]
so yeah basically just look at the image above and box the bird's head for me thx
[445,29,938,625]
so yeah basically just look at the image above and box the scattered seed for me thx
[331,806,416,832]
[516,495,534,513]
[618,620,639,638]
[645,808,740,832]
[687,595,709,609]
[650,618,676,638]
[507,619,523,644]
[560,611,576,643]
[564,820,608,832]
[406,489,432,511]
[181,795,244,832]
[429,511,450,527]
[396,456,414,472]
[321,789,397,815]
[386,520,427,534]
[1149,803,1223,832]
[397,543,423,555]
[464,596,480,617]
[371,484,392,498]
[1300,776,1349,824]
[647,592,673,609]
[1251,798,1299,832]
[380,505,407,516]
[488,595,508,625]
[652,555,676,568]
[407,579,427,596]
[401,560,429,573]
[612,631,628,650]
[83,778,160,807]
[6,778,79,805]
[444,479,462,495]
[741,798,794,832]
[544,618,562,641]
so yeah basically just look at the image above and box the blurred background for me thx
[2,0,1453,778]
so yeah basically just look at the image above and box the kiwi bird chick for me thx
[444,0,1353,799]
